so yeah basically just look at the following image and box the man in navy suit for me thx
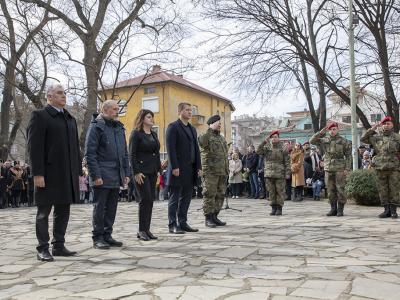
[166,103,202,234]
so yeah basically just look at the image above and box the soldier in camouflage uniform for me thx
[256,130,290,216]
[361,116,400,218]
[198,115,229,228]
[310,122,352,217]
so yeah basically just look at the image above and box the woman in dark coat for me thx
[129,109,161,241]
[8,162,25,207]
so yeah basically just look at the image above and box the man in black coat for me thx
[166,102,201,234]
[85,100,131,249]
[27,83,81,262]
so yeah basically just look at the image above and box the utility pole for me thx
[349,0,359,170]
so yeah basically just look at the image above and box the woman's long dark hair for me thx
[134,109,154,131]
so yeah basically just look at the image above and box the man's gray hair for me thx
[46,83,64,97]
[102,99,118,111]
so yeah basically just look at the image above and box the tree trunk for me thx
[0,63,16,160]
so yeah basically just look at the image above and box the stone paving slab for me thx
[1,198,400,299]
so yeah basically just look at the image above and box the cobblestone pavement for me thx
[1,198,400,300]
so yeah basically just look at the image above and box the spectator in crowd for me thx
[312,161,325,200]
[129,109,161,241]
[284,141,293,200]
[357,145,366,169]
[85,100,131,249]
[166,103,201,234]
[27,83,81,262]
[290,143,305,201]
[229,152,243,198]
[245,145,259,199]
[257,155,266,199]
[8,161,25,208]
[362,151,372,169]
[79,174,88,204]
[0,160,6,209]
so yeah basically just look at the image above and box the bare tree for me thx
[0,0,54,159]
[20,0,180,150]
[198,0,372,130]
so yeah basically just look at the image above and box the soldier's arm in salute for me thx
[309,127,327,146]
[256,139,269,156]
[360,124,379,146]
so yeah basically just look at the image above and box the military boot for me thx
[379,205,391,218]
[337,202,344,217]
[213,212,227,226]
[275,205,282,216]
[326,201,337,216]
[390,204,398,219]
[205,214,217,228]
[270,205,277,216]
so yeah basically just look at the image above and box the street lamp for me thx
[349,0,359,170]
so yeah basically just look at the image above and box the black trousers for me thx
[135,173,157,231]
[168,180,193,227]
[36,204,70,251]
[92,187,119,241]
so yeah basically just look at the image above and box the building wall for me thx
[107,83,233,155]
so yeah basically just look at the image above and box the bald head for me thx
[101,100,119,120]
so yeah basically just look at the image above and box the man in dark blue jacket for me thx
[85,100,131,249]
[166,103,201,234]
[245,145,259,198]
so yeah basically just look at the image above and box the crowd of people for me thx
[9,82,399,263]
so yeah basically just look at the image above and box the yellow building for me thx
[102,65,235,158]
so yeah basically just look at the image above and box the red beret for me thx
[327,122,338,130]
[269,130,279,138]
[380,116,393,125]
[303,141,310,146]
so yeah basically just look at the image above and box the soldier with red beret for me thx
[257,130,290,216]
[361,116,400,218]
[310,122,352,216]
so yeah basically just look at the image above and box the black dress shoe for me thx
[93,240,110,250]
[180,223,199,232]
[104,237,123,247]
[37,249,54,262]
[146,231,158,240]
[168,226,185,234]
[52,246,77,256]
[137,231,150,241]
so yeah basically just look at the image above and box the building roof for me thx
[104,65,235,111]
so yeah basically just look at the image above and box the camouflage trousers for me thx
[202,174,227,215]
[266,177,285,206]
[326,171,346,204]
[376,170,400,206]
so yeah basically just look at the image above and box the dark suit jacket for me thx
[165,119,201,187]
[129,129,161,175]
[27,105,81,205]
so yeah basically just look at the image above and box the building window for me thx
[216,110,219,115]
[142,96,159,112]
[342,115,351,123]
[144,86,156,94]
[117,100,127,116]
[304,124,312,130]
[192,105,199,115]
[217,100,220,107]
[371,113,382,123]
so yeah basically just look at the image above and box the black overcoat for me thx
[27,105,81,206]
[165,119,201,187]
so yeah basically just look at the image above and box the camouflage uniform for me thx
[198,128,229,215]
[256,141,290,207]
[361,128,400,206]
[309,131,352,206]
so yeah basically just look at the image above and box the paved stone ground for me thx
[1,197,400,300]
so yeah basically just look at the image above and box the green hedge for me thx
[345,169,380,206]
